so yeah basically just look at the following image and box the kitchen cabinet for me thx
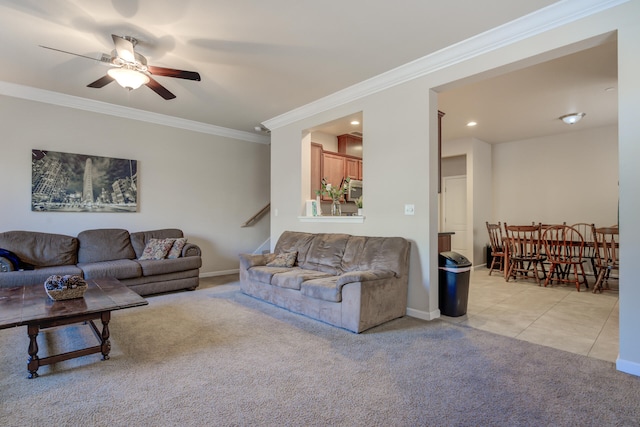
[322,152,346,200]
[310,143,323,198]
[311,141,363,200]
[345,157,361,180]
[337,133,363,157]
[438,110,445,193]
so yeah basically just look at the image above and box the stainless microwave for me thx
[346,179,362,202]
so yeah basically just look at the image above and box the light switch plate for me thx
[404,204,415,215]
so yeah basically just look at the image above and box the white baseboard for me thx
[200,269,239,278]
[406,307,441,321]
[616,357,640,377]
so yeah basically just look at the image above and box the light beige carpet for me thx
[1,275,639,426]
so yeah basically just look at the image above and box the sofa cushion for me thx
[341,236,410,277]
[167,238,188,259]
[77,229,136,263]
[0,231,78,267]
[299,233,350,275]
[77,259,142,280]
[271,269,333,290]
[130,229,184,259]
[273,231,316,267]
[247,266,296,284]
[300,276,342,302]
[139,238,175,260]
[266,251,297,268]
[137,257,202,276]
[0,265,84,288]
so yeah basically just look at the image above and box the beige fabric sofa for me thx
[239,231,410,333]
[0,228,201,296]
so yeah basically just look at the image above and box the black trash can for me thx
[439,251,472,317]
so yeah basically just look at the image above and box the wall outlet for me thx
[404,204,415,215]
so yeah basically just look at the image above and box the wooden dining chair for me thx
[592,226,619,293]
[486,222,505,276]
[504,223,546,285]
[570,223,597,283]
[538,222,566,274]
[542,225,587,291]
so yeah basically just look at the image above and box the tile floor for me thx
[440,268,619,363]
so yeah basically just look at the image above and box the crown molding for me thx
[0,81,270,145]
[263,0,628,131]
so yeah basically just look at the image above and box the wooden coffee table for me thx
[0,277,148,378]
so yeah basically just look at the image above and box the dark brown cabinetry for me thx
[321,152,347,200]
[337,133,363,156]
[310,139,363,200]
[438,232,454,253]
[438,110,445,193]
[345,157,362,180]
[310,143,323,199]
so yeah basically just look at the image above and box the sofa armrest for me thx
[239,253,273,270]
[337,269,396,286]
[182,243,201,258]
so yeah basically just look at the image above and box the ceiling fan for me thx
[40,34,201,100]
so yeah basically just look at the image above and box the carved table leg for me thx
[27,324,40,379]
[100,312,111,360]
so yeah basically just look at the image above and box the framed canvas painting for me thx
[31,149,138,212]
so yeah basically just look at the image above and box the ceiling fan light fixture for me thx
[107,67,150,90]
[559,112,585,125]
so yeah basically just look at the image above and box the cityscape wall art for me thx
[31,149,138,213]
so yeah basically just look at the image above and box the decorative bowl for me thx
[44,275,88,301]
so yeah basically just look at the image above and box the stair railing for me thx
[241,203,270,227]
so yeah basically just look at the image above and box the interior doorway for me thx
[441,174,469,258]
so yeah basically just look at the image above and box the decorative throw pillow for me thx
[266,251,297,268]
[167,238,188,259]
[139,238,175,260]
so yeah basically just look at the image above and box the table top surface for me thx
[0,278,148,329]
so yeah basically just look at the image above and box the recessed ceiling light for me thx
[350,120,360,125]
[467,121,477,127]
[559,113,585,125]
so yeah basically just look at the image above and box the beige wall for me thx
[0,95,271,275]
[269,1,640,375]
[493,125,618,226]
[310,131,338,152]
[441,125,618,270]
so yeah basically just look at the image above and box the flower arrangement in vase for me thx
[316,177,350,216]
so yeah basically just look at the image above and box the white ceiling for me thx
[0,0,615,143]
[438,38,618,144]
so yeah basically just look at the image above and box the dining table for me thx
[502,237,596,282]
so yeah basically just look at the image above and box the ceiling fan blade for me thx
[87,75,115,88]
[146,77,176,100]
[148,65,201,81]
[112,34,136,63]
[39,45,111,63]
